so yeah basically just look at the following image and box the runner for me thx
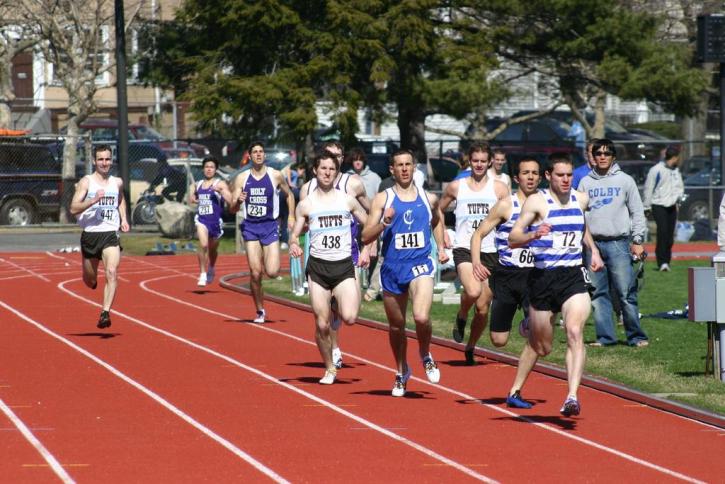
[362,150,448,397]
[69,144,130,329]
[438,142,508,365]
[190,156,233,287]
[230,141,295,323]
[299,141,371,369]
[289,150,368,384]
[470,157,541,408]
[508,152,603,416]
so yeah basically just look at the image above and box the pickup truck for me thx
[0,143,63,225]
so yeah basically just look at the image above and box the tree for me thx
[18,0,141,221]
[141,1,509,162]
[474,0,709,139]
[0,1,36,129]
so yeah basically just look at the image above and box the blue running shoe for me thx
[560,397,580,417]
[506,391,533,409]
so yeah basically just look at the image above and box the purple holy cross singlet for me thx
[194,179,224,240]
[241,169,280,245]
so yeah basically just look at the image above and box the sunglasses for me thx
[593,151,613,157]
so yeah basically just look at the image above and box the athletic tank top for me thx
[381,187,432,263]
[78,175,120,232]
[454,176,497,252]
[307,173,359,257]
[242,170,278,222]
[529,189,585,269]
[195,178,224,224]
[308,190,354,261]
[495,194,535,268]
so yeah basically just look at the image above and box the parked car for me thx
[680,164,723,221]
[463,117,584,166]
[511,110,669,161]
[0,142,63,225]
[62,119,210,158]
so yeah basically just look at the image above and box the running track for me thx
[0,252,722,483]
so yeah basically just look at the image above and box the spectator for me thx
[572,139,598,190]
[346,148,382,198]
[148,155,187,203]
[578,139,649,347]
[643,145,684,271]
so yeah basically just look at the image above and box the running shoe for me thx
[391,366,411,397]
[332,347,343,369]
[97,310,111,329]
[206,267,215,284]
[560,397,581,417]
[253,309,266,324]
[197,273,207,287]
[319,368,337,385]
[506,391,533,409]
[452,315,466,343]
[330,296,342,330]
[423,355,440,383]
[518,317,530,338]
[464,347,475,366]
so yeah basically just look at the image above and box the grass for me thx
[121,234,725,416]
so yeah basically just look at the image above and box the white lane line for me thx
[137,273,707,484]
[0,257,50,282]
[0,300,290,484]
[0,396,74,483]
[57,279,498,483]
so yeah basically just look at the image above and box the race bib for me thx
[395,231,424,250]
[512,248,534,266]
[198,204,213,216]
[247,204,267,217]
[552,230,582,249]
[411,262,429,277]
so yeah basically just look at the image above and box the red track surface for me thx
[0,252,723,483]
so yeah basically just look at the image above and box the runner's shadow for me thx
[280,376,360,385]
[440,359,484,367]
[492,414,577,430]
[286,361,366,370]
[477,397,547,406]
[68,332,120,339]
[349,389,433,399]
[190,289,222,295]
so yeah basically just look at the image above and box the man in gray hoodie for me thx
[579,139,649,347]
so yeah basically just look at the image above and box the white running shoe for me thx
[332,347,343,369]
[319,369,336,385]
[391,365,412,397]
[253,309,266,324]
[206,267,215,283]
[423,354,440,384]
[197,273,207,287]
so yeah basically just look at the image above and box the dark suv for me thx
[0,142,63,225]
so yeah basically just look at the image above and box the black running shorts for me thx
[306,255,355,291]
[80,231,121,260]
[453,248,498,271]
[490,265,531,332]
[527,266,589,313]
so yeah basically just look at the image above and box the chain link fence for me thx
[1,134,723,237]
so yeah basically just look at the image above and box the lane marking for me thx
[134,273,708,483]
[0,258,50,282]
[57,280,498,483]
[0,300,290,484]
[0,396,74,483]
